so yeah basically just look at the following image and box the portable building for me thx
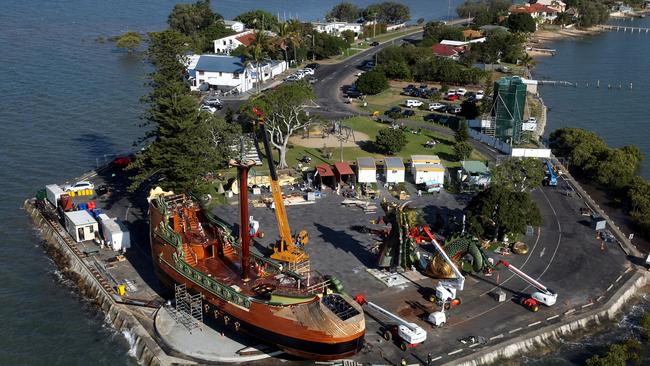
[412,162,446,185]
[356,157,377,183]
[45,184,65,208]
[459,160,491,187]
[103,219,131,251]
[64,210,99,242]
[384,157,405,183]
[411,155,441,165]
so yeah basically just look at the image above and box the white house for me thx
[249,60,288,83]
[384,157,405,183]
[186,54,254,93]
[213,30,255,54]
[535,0,566,13]
[411,155,445,186]
[356,157,377,183]
[509,3,559,23]
[312,21,362,38]
[64,210,99,243]
[223,20,245,33]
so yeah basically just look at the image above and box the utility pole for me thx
[312,32,316,62]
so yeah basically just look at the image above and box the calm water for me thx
[0,1,460,364]
[534,16,650,177]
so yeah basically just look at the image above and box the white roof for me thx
[440,40,467,46]
[521,78,538,85]
[385,157,404,170]
[65,210,97,227]
[357,157,376,170]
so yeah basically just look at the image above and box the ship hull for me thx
[154,258,365,360]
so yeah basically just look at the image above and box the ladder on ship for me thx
[169,284,203,333]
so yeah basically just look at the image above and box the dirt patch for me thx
[289,128,370,148]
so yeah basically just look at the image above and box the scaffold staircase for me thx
[169,284,203,333]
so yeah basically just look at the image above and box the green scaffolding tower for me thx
[491,76,527,145]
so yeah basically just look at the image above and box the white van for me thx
[405,99,423,108]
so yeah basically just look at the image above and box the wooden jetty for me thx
[597,24,650,33]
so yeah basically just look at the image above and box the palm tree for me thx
[274,21,291,65]
[242,31,270,94]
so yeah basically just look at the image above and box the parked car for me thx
[285,75,299,82]
[64,181,95,192]
[404,84,416,91]
[429,102,445,111]
[402,109,416,117]
[299,68,315,75]
[203,96,221,106]
[445,94,460,101]
[385,106,402,115]
[111,156,132,169]
[370,41,380,46]
[475,90,485,100]
[424,113,440,122]
[528,117,537,123]
[405,99,423,108]
[305,63,320,70]
[449,105,462,114]
[446,89,457,96]
[306,76,318,84]
[456,88,467,96]
[200,105,217,113]
[346,90,363,98]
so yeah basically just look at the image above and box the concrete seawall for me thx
[24,199,168,366]
[445,270,649,366]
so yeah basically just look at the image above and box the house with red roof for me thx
[431,43,463,61]
[509,3,559,23]
[213,30,276,55]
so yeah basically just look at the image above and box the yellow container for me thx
[85,189,90,196]
[69,191,75,197]
[117,284,126,296]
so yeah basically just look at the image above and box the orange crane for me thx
[253,108,309,264]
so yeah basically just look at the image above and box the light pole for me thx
[306,33,316,62]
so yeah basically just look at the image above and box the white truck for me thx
[496,260,557,311]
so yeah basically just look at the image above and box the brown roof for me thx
[316,163,335,177]
[431,44,459,57]
[462,29,484,39]
[334,162,355,176]
[509,3,558,14]
[236,33,256,46]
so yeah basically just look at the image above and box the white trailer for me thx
[384,157,405,183]
[45,184,65,208]
[64,210,98,242]
[356,157,376,183]
[97,214,131,251]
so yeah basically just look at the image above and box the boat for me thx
[147,160,365,360]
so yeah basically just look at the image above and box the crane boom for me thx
[366,301,418,332]
[545,160,557,186]
[422,226,465,291]
[496,260,549,293]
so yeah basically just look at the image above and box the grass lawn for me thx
[284,117,484,169]
[370,26,423,43]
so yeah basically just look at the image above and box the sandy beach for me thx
[529,26,604,47]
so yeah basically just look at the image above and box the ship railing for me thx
[163,253,252,309]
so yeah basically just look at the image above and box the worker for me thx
[427,353,433,366]
[400,358,407,366]
[249,216,260,237]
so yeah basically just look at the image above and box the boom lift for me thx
[544,160,557,187]
[355,294,427,351]
[496,260,557,312]
[422,226,464,308]
[253,108,309,264]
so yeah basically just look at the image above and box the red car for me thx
[445,94,460,101]
[111,156,132,169]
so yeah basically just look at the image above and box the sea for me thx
[0,0,646,364]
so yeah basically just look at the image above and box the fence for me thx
[468,129,512,154]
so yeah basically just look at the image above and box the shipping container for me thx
[98,214,131,251]
[45,184,65,208]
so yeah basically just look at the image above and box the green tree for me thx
[341,29,356,44]
[376,2,411,24]
[586,339,642,366]
[313,32,349,59]
[578,1,610,27]
[460,100,480,119]
[168,0,218,35]
[455,119,469,142]
[375,128,406,154]
[469,29,526,64]
[492,158,545,192]
[355,70,389,94]
[422,21,464,43]
[641,312,650,341]
[234,10,278,31]
[506,13,537,33]
[465,185,542,239]
[327,2,361,22]
[548,127,608,176]
[376,60,411,79]
[454,141,473,161]
[596,146,643,190]
[629,177,650,235]
[241,82,315,168]
[116,31,142,53]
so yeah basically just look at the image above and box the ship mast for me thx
[231,138,255,280]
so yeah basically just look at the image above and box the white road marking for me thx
[565,308,576,315]
[490,334,504,340]
[606,284,614,292]
[431,356,442,362]
[528,321,541,327]
[597,295,604,302]
[581,303,594,309]
[509,327,522,334]
[546,315,559,321]
[615,275,623,282]
[539,247,546,258]
[469,343,480,348]
[125,203,132,221]
[448,349,463,356]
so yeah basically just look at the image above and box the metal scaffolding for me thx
[168,283,203,333]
